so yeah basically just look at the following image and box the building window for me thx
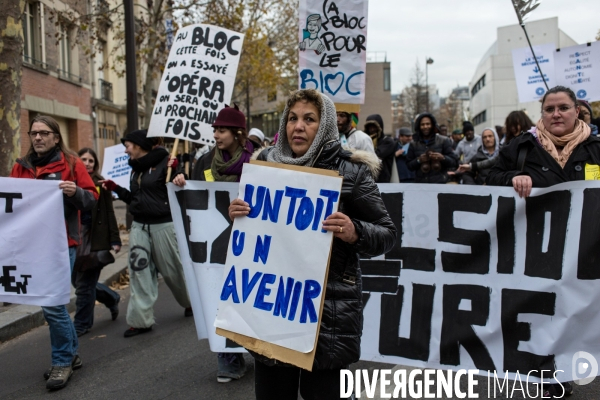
[473,110,487,126]
[471,74,486,97]
[384,68,391,91]
[23,1,45,68]
[58,25,71,77]
[98,123,116,140]
[267,89,277,103]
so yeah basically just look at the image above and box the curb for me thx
[0,246,129,343]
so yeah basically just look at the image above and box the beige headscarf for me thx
[535,118,591,168]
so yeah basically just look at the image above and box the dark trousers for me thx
[72,269,120,332]
[255,359,352,400]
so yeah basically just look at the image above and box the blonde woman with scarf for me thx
[487,86,599,201]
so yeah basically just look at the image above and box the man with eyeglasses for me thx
[10,115,97,391]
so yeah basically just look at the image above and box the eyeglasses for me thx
[542,105,574,115]
[28,131,54,138]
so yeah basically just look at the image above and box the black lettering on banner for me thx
[361,260,401,309]
[0,192,23,213]
[379,284,435,361]
[501,289,556,376]
[496,197,516,274]
[0,266,31,294]
[438,194,492,274]
[176,190,209,263]
[381,192,435,271]
[524,191,570,280]
[440,284,495,371]
[211,191,233,264]
[578,189,600,279]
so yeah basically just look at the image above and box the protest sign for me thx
[148,24,244,145]
[100,144,131,190]
[511,43,556,103]
[554,42,600,102]
[170,179,600,382]
[214,162,342,363]
[0,178,70,307]
[298,0,368,104]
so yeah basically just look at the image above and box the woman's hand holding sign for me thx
[322,212,358,244]
[229,198,250,221]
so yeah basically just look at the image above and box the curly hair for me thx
[286,89,323,118]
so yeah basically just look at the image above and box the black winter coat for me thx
[465,147,499,185]
[90,177,121,251]
[486,132,600,187]
[114,149,173,224]
[257,141,397,369]
[406,133,458,183]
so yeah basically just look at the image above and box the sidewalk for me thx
[0,245,129,343]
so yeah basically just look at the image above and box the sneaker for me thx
[217,353,246,383]
[184,307,193,317]
[109,296,120,321]
[543,381,574,398]
[44,355,82,380]
[124,326,152,338]
[46,365,73,390]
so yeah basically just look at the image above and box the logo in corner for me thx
[536,87,546,96]
[572,351,598,385]
[577,89,587,99]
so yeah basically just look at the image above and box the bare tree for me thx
[399,60,430,126]
[0,0,24,176]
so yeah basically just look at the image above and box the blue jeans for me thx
[42,247,78,367]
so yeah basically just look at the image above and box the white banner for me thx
[148,24,244,145]
[0,178,71,306]
[554,42,600,102]
[298,0,368,104]
[100,144,131,190]
[511,44,556,103]
[170,180,600,382]
[214,163,342,353]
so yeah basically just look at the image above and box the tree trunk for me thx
[0,0,24,176]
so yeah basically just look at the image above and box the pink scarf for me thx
[535,119,590,168]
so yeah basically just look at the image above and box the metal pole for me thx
[124,0,138,133]
[520,23,550,91]
[425,58,429,113]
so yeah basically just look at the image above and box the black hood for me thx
[414,113,439,136]
[364,114,384,138]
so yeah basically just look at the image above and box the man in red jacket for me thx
[10,115,97,390]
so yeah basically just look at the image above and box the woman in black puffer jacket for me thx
[228,89,397,400]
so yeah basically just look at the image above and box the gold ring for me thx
[339,226,343,233]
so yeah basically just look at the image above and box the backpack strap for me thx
[517,145,528,172]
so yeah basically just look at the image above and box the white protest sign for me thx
[171,179,600,382]
[298,0,368,104]
[555,42,600,102]
[0,178,70,307]
[168,180,241,352]
[511,43,556,103]
[100,144,131,190]
[214,163,342,353]
[148,24,244,145]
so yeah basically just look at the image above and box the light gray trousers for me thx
[126,221,191,328]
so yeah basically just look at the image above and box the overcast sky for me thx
[366,0,600,97]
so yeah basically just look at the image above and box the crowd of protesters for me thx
[9,84,599,399]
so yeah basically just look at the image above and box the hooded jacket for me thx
[11,149,98,247]
[406,113,458,183]
[364,114,396,183]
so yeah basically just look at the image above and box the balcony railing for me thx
[99,79,113,102]
[58,68,82,83]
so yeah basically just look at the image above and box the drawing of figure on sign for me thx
[299,14,325,55]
